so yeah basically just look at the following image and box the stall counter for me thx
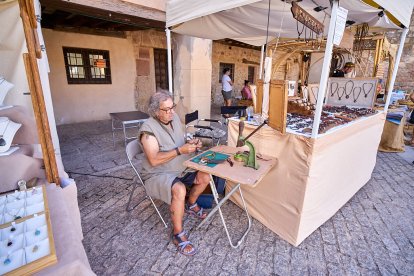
[226,112,385,246]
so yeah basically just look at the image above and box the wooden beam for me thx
[19,0,61,185]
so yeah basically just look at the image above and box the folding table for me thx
[109,111,149,147]
[183,145,276,248]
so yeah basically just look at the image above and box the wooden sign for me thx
[291,2,324,35]
[326,77,378,108]
[268,80,288,134]
[93,59,106,68]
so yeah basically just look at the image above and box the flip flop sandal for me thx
[185,202,207,219]
[172,231,197,256]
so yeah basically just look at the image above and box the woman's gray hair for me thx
[148,91,173,118]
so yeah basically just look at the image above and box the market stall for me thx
[166,0,413,245]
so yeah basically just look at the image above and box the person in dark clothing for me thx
[332,62,355,77]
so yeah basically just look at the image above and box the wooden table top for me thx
[109,111,149,122]
[183,145,277,187]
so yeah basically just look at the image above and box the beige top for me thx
[138,113,191,204]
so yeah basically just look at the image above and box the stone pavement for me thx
[57,119,414,275]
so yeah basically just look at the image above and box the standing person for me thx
[221,68,233,106]
[332,62,355,78]
[241,80,252,100]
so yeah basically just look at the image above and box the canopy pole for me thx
[259,45,264,79]
[384,27,409,113]
[166,28,173,96]
[311,0,339,138]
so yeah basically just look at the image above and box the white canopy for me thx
[166,0,413,46]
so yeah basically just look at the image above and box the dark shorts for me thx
[221,90,233,100]
[172,171,198,187]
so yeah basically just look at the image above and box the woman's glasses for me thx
[159,104,177,113]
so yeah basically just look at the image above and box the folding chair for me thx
[185,110,226,146]
[220,106,248,123]
[125,140,168,228]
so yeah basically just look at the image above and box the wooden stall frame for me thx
[18,0,60,185]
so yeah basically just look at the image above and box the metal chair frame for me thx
[185,110,224,147]
[125,140,168,228]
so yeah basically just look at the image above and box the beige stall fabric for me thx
[36,182,94,275]
[226,113,385,246]
[378,118,405,152]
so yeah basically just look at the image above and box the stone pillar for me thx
[173,34,212,119]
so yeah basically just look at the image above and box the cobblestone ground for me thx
[58,119,414,276]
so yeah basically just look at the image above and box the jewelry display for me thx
[0,186,56,275]
[0,77,14,106]
[327,78,378,108]
[287,105,377,135]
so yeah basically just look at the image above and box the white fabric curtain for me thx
[167,0,409,46]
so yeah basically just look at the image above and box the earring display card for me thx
[0,186,56,275]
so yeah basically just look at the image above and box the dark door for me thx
[154,48,169,90]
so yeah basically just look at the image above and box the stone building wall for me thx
[127,29,166,112]
[211,43,261,104]
[211,43,302,104]
[386,12,414,93]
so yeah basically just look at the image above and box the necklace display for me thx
[5,207,23,220]
[0,119,10,147]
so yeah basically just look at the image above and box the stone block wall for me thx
[128,29,166,112]
[386,12,414,93]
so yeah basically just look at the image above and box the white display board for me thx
[326,78,378,108]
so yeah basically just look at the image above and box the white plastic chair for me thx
[125,140,168,228]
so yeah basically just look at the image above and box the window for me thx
[63,47,111,84]
[248,66,256,84]
[154,48,169,90]
[219,63,234,83]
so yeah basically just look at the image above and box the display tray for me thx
[286,107,380,137]
[0,186,56,275]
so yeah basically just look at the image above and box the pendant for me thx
[365,95,368,98]
[32,245,39,253]
[14,216,21,220]
[346,95,349,99]
[35,229,40,236]
[338,97,342,100]
[10,227,16,232]
[3,258,11,265]
[0,138,5,147]
[7,240,12,247]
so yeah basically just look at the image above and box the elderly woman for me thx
[138,91,210,256]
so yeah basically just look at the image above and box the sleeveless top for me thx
[138,113,191,204]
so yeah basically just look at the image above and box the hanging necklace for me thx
[5,207,23,220]
[330,82,339,96]
[352,87,362,103]
[344,80,354,99]
[337,87,346,101]
[362,83,373,98]
[0,119,9,146]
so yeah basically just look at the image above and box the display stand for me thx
[0,186,57,275]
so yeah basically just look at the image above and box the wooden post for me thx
[18,0,60,185]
